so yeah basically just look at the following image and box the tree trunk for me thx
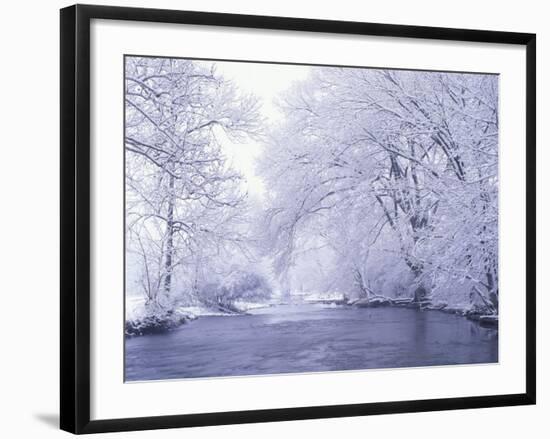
[164,174,175,295]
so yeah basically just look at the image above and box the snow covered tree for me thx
[125,57,261,306]
[260,67,498,310]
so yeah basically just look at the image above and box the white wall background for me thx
[0,0,546,437]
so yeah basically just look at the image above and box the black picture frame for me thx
[60,4,536,434]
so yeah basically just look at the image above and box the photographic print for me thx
[124,56,499,382]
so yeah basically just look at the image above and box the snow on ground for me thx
[174,306,236,318]
[125,295,274,321]
[300,291,345,301]
[126,295,146,319]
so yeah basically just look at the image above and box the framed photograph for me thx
[60,4,536,434]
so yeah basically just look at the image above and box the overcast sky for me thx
[202,60,312,199]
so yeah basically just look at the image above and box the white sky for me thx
[205,60,312,199]
[213,61,327,293]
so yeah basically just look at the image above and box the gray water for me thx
[125,304,498,382]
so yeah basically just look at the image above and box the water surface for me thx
[125,304,498,381]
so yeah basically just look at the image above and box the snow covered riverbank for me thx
[125,296,276,337]
[125,291,498,337]
[350,296,498,328]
